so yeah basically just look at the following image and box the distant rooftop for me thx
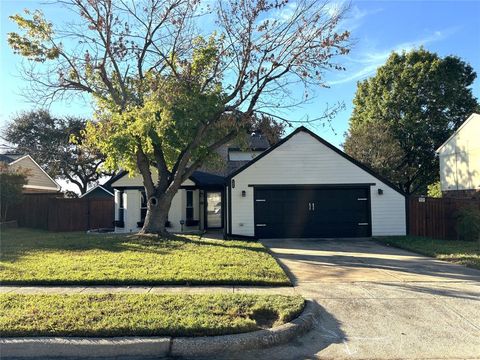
[0,153,26,164]
[228,132,270,151]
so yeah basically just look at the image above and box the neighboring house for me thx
[0,154,60,193]
[80,182,114,199]
[436,113,480,198]
[112,127,406,238]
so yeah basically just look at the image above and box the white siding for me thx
[230,131,406,237]
[9,156,59,191]
[438,114,480,191]
[112,172,197,233]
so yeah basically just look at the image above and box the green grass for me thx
[377,236,480,270]
[0,229,289,285]
[0,294,304,337]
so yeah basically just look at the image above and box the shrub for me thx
[427,181,442,198]
[0,164,27,222]
[456,206,480,242]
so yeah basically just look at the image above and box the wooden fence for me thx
[9,193,114,231]
[8,193,480,237]
[408,196,480,240]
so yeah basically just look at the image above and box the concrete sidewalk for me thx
[0,285,297,295]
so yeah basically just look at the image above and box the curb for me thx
[0,300,319,358]
[171,299,320,358]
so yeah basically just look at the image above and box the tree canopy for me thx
[8,0,351,234]
[3,110,110,194]
[344,48,478,195]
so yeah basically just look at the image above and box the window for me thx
[140,191,148,221]
[186,190,194,221]
[117,190,124,222]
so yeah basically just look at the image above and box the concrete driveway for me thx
[232,238,480,360]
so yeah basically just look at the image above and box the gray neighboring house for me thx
[0,154,60,193]
[111,128,406,238]
[80,182,114,199]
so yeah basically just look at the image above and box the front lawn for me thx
[377,236,480,270]
[0,294,304,337]
[0,229,289,285]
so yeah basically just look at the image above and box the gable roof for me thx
[4,154,60,191]
[227,126,406,196]
[80,185,114,198]
[436,113,480,153]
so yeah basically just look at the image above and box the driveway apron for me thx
[228,238,480,360]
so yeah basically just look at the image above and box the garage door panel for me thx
[254,187,371,238]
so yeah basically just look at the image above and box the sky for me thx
[0,0,479,163]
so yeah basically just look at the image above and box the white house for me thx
[112,127,407,238]
[436,113,480,197]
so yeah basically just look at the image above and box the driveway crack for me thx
[440,298,480,332]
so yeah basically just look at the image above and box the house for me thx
[80,181,114,199]
[111,127,406,238]
[0,154,60,193]
[436,113,480,198]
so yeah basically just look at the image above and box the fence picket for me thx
[8,194,114,231]
[408,196,480,240]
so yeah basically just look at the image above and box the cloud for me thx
[328,27,459,86]
[342,5,383,31]
[328,63,380,86]
[323,2,383,30]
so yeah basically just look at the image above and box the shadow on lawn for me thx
[0,229,268,262]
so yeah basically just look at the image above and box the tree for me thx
[343,121,405,183]
[8,0,351,235]
[427,181,442,198]
[344,48,478,195]
[0,164,28,222]
[3,110,110,194]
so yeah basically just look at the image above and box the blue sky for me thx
[1,0,479,149]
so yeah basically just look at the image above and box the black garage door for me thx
[254,187,371,238]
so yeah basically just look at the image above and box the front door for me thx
[205,191,223,229]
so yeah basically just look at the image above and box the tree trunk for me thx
[139,192,174,236]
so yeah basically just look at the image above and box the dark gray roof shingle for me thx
[0,153,26,164]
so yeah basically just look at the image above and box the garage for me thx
[227,126,407,239]
[254,186,371,238]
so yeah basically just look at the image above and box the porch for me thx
[113,171,225,234]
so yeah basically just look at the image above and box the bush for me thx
[0,164,27,222]
[456,206,480,242]
[427,181,442,198]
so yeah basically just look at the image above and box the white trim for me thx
[9,155,61,190]
[80,185,114,198]
[23,184,60,191]
[6,155,29,165]
[436,113,479,153]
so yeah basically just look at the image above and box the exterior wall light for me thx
[377,189,383,195]
[241,190,246,197]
